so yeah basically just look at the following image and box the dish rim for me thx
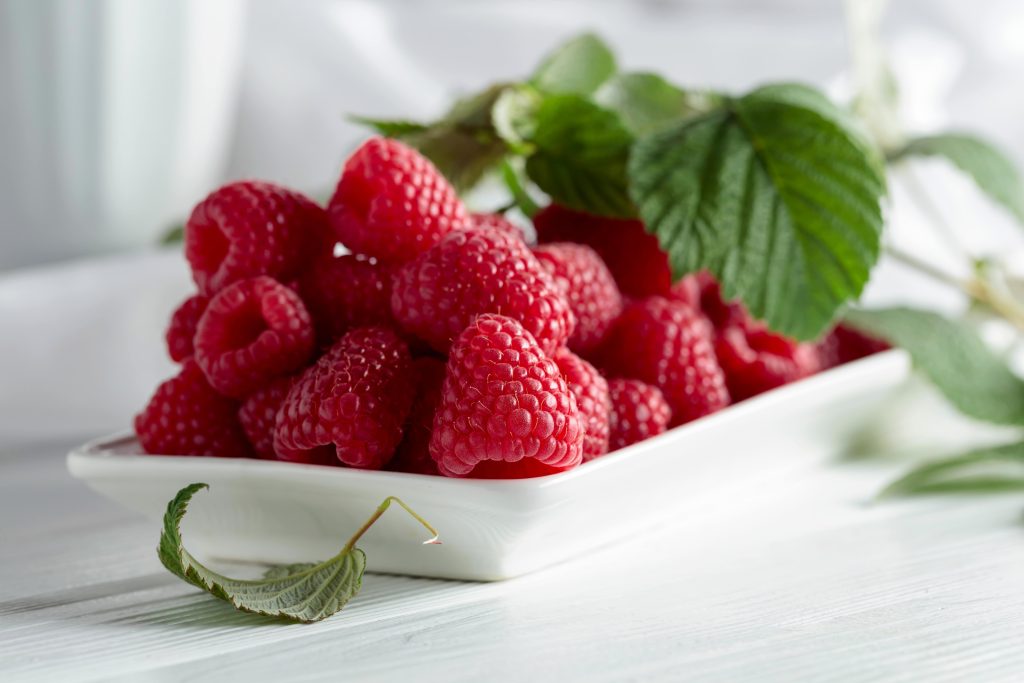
[68,349,909,491]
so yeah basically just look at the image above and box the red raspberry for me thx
[135,360,252,458]
[299,253,394,345]
[274,326,414,469]
[194,277,315,398]
[553,348,610,461]
[165,294,209,362]
[715,323,820,401]
[430,314,584,478]
[388,357,447,475]
[817,323,890,369]
[391,227,574,355]
[534,204,671,297]
[327,137,470,263]
[185,181,326,295]
[601,297,729,425]
[534,243,624,356]
[471,212,525,240]
[607,379,672,451]
[673,270,747,331]
[238,375,295,459]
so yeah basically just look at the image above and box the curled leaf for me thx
[158,484,438,623]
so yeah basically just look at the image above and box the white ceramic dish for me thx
[67,350,910,581]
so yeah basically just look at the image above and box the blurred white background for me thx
[1,0,1023,271]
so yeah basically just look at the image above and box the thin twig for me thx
[886,246,1024,331]
[896,162,973,261]
[885,246,967,290]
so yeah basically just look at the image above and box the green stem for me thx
[896,163,972,261]
[501,159,540,218]
[342,497,440,553]
[886,246,1024,331]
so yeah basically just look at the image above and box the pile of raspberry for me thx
[135,137,887,478]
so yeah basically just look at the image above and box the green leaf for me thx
[531,33,617,96]
[594,72,721,135]
[891,132,1024,224]
[352,85,512,193]
[629,82,887,340]
[524,94,634,218]
[492,85,542,151]
[880,441,1024,498]
[846,307,1024,426]
[159,223,184,245]
[348,116,430,138]
[158,484,439,623]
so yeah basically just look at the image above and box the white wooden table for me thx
[3,252,1024,682]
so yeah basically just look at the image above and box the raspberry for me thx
[601,297,729,425]
[327,137,470,262]
[238,375,295,459]
[274,326,414,469]
[534,204,671,297]
[817,323,890,369]
[165,294,209,362]
[135,360,252,458]
[299,253,394,345]
[607,379,672,451]
[185,181,326,294]
[430,314,584,478]
[674,270,747,331]
[715,323,820,401]
[534,243,624,356]
[391,227,575,355]
[388,357,447,475]
[194,276,315,398]
[553,348,610,460]
[471,212,525,240]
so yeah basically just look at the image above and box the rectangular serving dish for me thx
[67,350,910,581]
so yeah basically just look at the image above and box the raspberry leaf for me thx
[890,132,1024,224]
[594,73,722,135]
[880,441,1024,498]
[524,94,635,219]
[846,307,1024,426]
[531,33,617,96]
[352,85,511,193]
[158,484,438,623]
[347,117,429,138]
[630,83,886,340]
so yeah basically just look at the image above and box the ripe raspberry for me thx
[601,297,729,425]
[430,314,584,478]
[817,323,890,369]
[299,253,394,345]
[165,293,209,362]
[534,204,671,297]
[185,180,326,294]
[715,323,820,401]
[534,243,624,356]
[553,348,610,461]
[274,326,414,469]
[607,379,672,451]
[391,227,574,355]
[327,137,470,262]
[673,270,748,331]
[238,375,295,459]
[135,360,252,458]
[194,276,315,398]
[667,274,701,311]
[471,212,524,240]
[388,357,447,475]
